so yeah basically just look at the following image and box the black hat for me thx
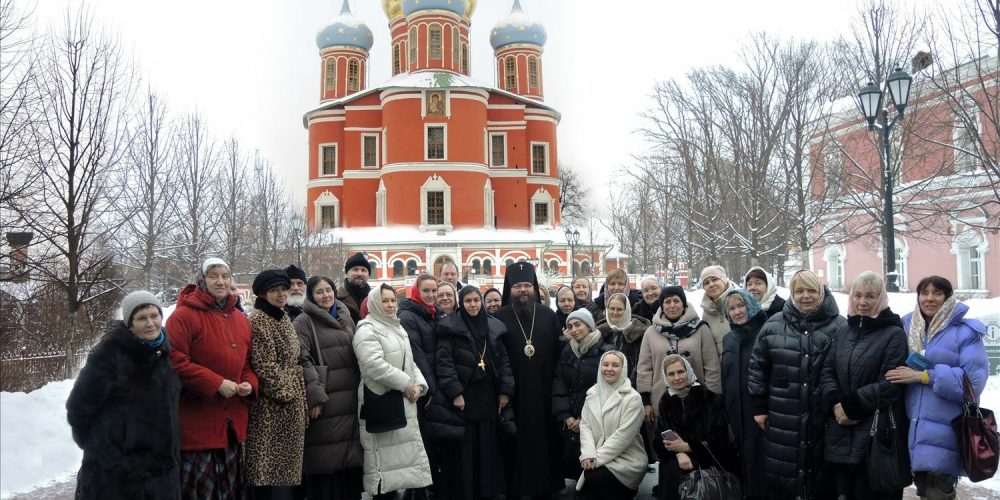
[659,285,687,309]
[501,261,540,306]
[252,269,291,296]
[285,264,307,282]
[344,252,372,274]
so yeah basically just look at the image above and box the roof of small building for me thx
[316,225,610,248]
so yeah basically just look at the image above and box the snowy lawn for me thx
[1,292,997,497]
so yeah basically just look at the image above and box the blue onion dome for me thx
[402,0,469,18]
[316,0,374,51]
[490,0,546,50]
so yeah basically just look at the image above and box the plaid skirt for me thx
[180,429,247,500]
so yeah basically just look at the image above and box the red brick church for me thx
[303,0,611,287]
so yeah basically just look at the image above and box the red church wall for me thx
[491,177,530,228]
[341,178,379,227]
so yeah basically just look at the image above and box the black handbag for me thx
[678,441,742,500]
[359,351,408,434]
[866,407,912,491]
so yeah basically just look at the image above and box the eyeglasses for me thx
[512,284,533,291]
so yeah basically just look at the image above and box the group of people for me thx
[65,252,989,500]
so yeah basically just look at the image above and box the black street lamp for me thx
[291,214,304,268]
[565,228,580,281]
[857,66,912,292]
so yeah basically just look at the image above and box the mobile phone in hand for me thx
[661,430,678,441]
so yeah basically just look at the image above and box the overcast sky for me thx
[26,0,892,213]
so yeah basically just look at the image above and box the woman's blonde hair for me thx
[789,269,821,293]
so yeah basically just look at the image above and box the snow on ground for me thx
[0,380,81,498]
[0,291,997,497]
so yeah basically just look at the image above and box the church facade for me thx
[304,0,610,287]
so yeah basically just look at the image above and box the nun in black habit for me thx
[435,286,515,499]
[493,262,567,498]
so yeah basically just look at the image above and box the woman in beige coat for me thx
[697,265,739,354]
[577,350,647,499]
[353,284,432,499]
[637,286,721,425]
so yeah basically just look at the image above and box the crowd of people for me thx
[65,253,990,500]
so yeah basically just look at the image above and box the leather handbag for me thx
[678,441,742,500]
[951,373,999,482]
[359,349,408,434]
[866,408,912,491]
[306,320,328,389]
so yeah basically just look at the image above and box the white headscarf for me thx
[662,354,700,397]
[358,285,401,331]
[596,350,630,408]
[606,292,634,332]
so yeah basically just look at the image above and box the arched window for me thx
[461,43,469,74]
[324,58,336,91]
[408,27,417,66]
[471,259,481,274]
[528,56,539,88]
[347,59,360,91]
[369,261,379,278]
[953,230,987,290]
[825,245,845,290]
[505,259,514,272]
[452,27,460,67]
[392,44,401,75]
[580,261,591,276]
[429,25,442,60]
[393,261,405,278]
[483,259,493,275]
[504,56,516,90]
[572,261,580,276]
[406,259,418,276]
[548,259,559,274]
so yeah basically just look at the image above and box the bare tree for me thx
[171,110,218,283]
[116,89,178,291]
[216,137,251,270]
[19,7,134,374]
[245,153,291,273]
[557,163,589,229]
[0,0,38,234]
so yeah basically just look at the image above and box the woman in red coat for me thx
[167,258,259,499]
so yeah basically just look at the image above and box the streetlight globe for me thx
[886,67,913,116]
[858,81,883,128]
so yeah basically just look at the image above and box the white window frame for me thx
[324,58,336,92]
[318,142,338,176]
[528,56,539,88]
[824,244,846,290]
[953,103,981,173]
[313,190,340,229]
[392,43,401,75]
[408,27,418,67]
[530,142,550,175]
[484,178,495,229]
[425,123,447,161]
[489,132,507,167]
[419,174,452,231]
[361,133,380,169]
[952,230,989,291]
[823,144,843,196]
[504,56,517,90]
[452,26,460,68]
[347,58,360,92]
[893,238,909,291]
[530,187,554,230]
[428,24,443,61]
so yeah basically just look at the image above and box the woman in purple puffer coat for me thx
[886,276,988,500]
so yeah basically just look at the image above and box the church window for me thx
[393,261,405,277]
[528,57,539,88]
[321,206,337,229]
[504,56,516,90]
[471,259,481,274]
[347,59,360,91]
[531,143,549,174]
[482,259,493,275]
[407,259,418,276]
[324,59,336,91]
[427,126,445,160]
[429,25,442,60]
[953,100,980,173]
[490,133,506,167]
[321,145,337,175]
[408,27,417,66]
[362,134,378,168]
[392,44,401,75]
[461,43,469,74]
[534,203,549,226]
[426,191,445,225]
[452,27,460,66]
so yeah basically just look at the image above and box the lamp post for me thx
[291,214,304,268]
[565,228,580,281]
[857,66,912,293]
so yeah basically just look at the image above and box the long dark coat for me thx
[654,384,731,500]
[293,298,363,476]
[819,308,908,465]
[66,322,181,500]
[720,311,769,497]
[435,313,515,402]
[494,304,566,497]
[747,290,845,498]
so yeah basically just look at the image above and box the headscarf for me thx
[458,285,489,341]
[409,276,438,319]
[596,350,630,408]
[722,289,763,323]
[606,292,634,332]
[359,284,400,330]
[846,271,890,319]
[744,266,779,310]
[662,353,699,397]
[436,281,458,313]
[908,295,959,354]
[789,269,826,315]
[195,258,231,309]
[555,286,579,326]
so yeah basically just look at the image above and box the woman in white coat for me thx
[577,350,647,499]
[353,284,433,500]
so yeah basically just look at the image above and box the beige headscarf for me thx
[606,293,634,332]
[846,271,890,319]
[907,296,958,354]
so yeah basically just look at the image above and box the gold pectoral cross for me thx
[478,359,486,371]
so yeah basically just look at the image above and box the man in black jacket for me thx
[337,252,371,324]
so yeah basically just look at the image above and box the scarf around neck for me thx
[570,327,603,358]
[907,296,958,354]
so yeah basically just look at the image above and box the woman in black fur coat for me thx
[66,291,181,500]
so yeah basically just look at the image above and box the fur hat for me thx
[252,269,291,296]
[121,290,163,327]
[284,264,307,282]
[344,252,372,274]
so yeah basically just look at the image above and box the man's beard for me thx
[512,293,535,316]
[287,294,305,307]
